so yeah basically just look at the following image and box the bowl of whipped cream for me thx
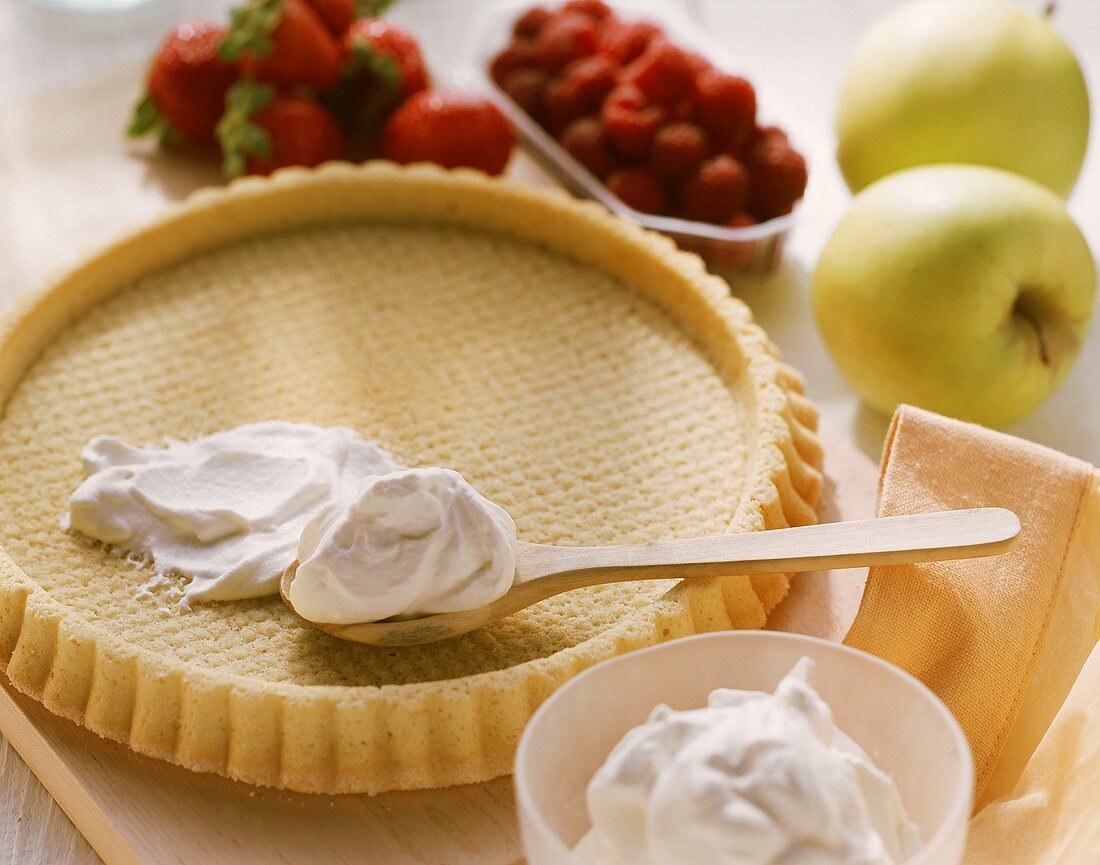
[514,630,973,865]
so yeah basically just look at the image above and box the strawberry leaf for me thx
[355,0,398,16]
[216,79,276,178]
[127,93,162,138]
[326,41,403,154]
[345,40,401,92]
[227,78,278,114]
[220,0,283,62]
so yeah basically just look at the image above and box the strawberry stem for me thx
[356,0,398,16]
[345,40,401,90]
[220,0,284,61]
[326,41,403,153]
[127,93,162,138]
[216,79,276,178]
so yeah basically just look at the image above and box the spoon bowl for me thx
[281,507,1020,646]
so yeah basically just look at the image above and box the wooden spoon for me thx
[280,507,1019,647]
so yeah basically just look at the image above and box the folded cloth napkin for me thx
[844,405,1099,864]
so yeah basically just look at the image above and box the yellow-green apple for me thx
[813,164,1096,428]
[836,0,1089,197]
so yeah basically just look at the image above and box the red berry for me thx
[622,39,694,108]
[236,0,344,91]
[649,121,710,181]
[544,53,617,130]
[684,51,712,76]
[501,67,549,121]
[606,167,666,214]
[490,39,537,86]
[304,0,354,37]
[561,0,615,21]
[670,99,695,121]
[598,20,659,65]
[745,139,807,219]
[601,82,667,158]
[681,154,749,223]
[345,18,429,99]
[137,20,237,143]
[534,13,600,74]
[217,87,348,177]
[382,90,515,175]
[692,69,756,151]
[750,124,789,150]
[249,96,347,175]
[560,116,615,177]
[514,6,552,39]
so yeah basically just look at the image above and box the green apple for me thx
[813,164,1096,428]
[836,0,1089,197]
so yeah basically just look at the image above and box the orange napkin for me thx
[844,405,1100,864]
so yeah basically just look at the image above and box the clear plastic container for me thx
[514,631,974,865]
[459,0,805,274]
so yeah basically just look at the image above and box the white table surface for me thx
[1,0,1098,861]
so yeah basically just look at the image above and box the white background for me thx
[0,0,1097,861]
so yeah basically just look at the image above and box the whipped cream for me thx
[578,658,921,865]
[69,421,400,605]
[289,467,517,624]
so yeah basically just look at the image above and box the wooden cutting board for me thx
[0,423,876,865]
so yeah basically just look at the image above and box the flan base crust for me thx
[0,163,822,793]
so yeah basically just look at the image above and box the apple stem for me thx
[1014,296,1052,367]
[1042,0,1056,18]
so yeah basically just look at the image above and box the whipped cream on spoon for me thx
[281,507,1019,646]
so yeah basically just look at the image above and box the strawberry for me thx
[220,0,343,91]
[216,80,347,177]
[692,69,756,152]
[601,82,666,158]
[606,167,666,214]
[598,20,659,65]
[622,39,694,108]
[745,137,807,219]
[305,0,354,37]
[344,18,429,99]
[382,90,515,175]
[681,154,749,223]
[323,18,428,154]
[560,116,615,177]
[128,21,238,143]
[649,121,710,182]
[534,13,600,74]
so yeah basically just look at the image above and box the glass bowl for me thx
[514,631,973,865]
[459,0,807,274]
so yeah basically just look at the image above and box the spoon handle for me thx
[517,508,1020,587]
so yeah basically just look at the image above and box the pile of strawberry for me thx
[490,0,807,227]
[129,0,514,179]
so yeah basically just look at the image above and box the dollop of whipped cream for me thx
[577,658,921,865]
[69,421,400,605]
[288,467,517,624]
